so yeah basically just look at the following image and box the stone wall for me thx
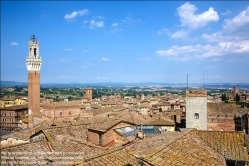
[186,96,207,130]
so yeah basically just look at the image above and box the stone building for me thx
[41,101,81,123]
[82,87,92,103]
[0,105,28,131]
[87,118,136,147]
[186,89,207,130]
[26,35,42,128]
[0,97,27,107]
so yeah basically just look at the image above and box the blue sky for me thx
[1,1,249,84]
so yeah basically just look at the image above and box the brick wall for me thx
[28,71,40,128]
[87,122,135,146]
[41,104,80,122]
[0,108,27,131]
[87,130,100,145]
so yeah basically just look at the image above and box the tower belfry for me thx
[26,35,42,128]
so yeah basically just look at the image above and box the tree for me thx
[221,93,227,102]
[235,93,240,103]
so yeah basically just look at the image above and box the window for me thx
[99,133,102,146]
[60,112,62,117]
[194,113,199,119]
[69,111,71,115]
[34,48,37,56]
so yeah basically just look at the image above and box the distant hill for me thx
[1,80,249,90]
[1,81,27,87]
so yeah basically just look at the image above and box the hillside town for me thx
[1,36,249,166]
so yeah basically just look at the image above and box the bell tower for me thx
[26,35,42,128]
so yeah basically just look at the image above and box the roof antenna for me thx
[203,72,205,89]
[187,73,188,90]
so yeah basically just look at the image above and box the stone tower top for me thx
[186,89,207,97]
[26,35,42,71]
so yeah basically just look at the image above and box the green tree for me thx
[235,93,240,103]
[221,93,227,102]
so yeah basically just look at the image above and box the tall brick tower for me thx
[26,35,42,128]
[186,89,207,130]
[85,88,92,102]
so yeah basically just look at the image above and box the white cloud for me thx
[102,58,110,61]
[177,2,219,29]
[223,6,249,32]
[64,48,73,51]
[57,75,76,79]
[90,20,104,29]
[222,10,231,16]
[83,50,88,52]
[10,42,18,46]
[111,28,122,33]
[112,23,119,27]
[93,16,105,19]
[121,17,140,23]
[157,28,171,36]
[64,9,89,20]
[171,30,188,39]
[155,40,249,60]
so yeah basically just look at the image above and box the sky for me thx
[1,1,249,84]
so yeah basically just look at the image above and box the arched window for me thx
[34,48,37,56]
[194,113,199,119]
[69,111,71,115]
[60,112,62,117]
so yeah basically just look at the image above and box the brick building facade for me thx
[41,101,81,123]
[0,105,28,131]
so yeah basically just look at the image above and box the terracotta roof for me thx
[127,132,185,158]
[42,124,88,149]
[207,103,243,116]
[144,116,175,126]
[87,118,124,132]
[1,130,30,141]
[1,139,51,164]
[0,104,28,110]
[115,110,148,125]
[192,130,249,161]
[70,147,142,166]
[143,131,226,166]
[47,138,104,164]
